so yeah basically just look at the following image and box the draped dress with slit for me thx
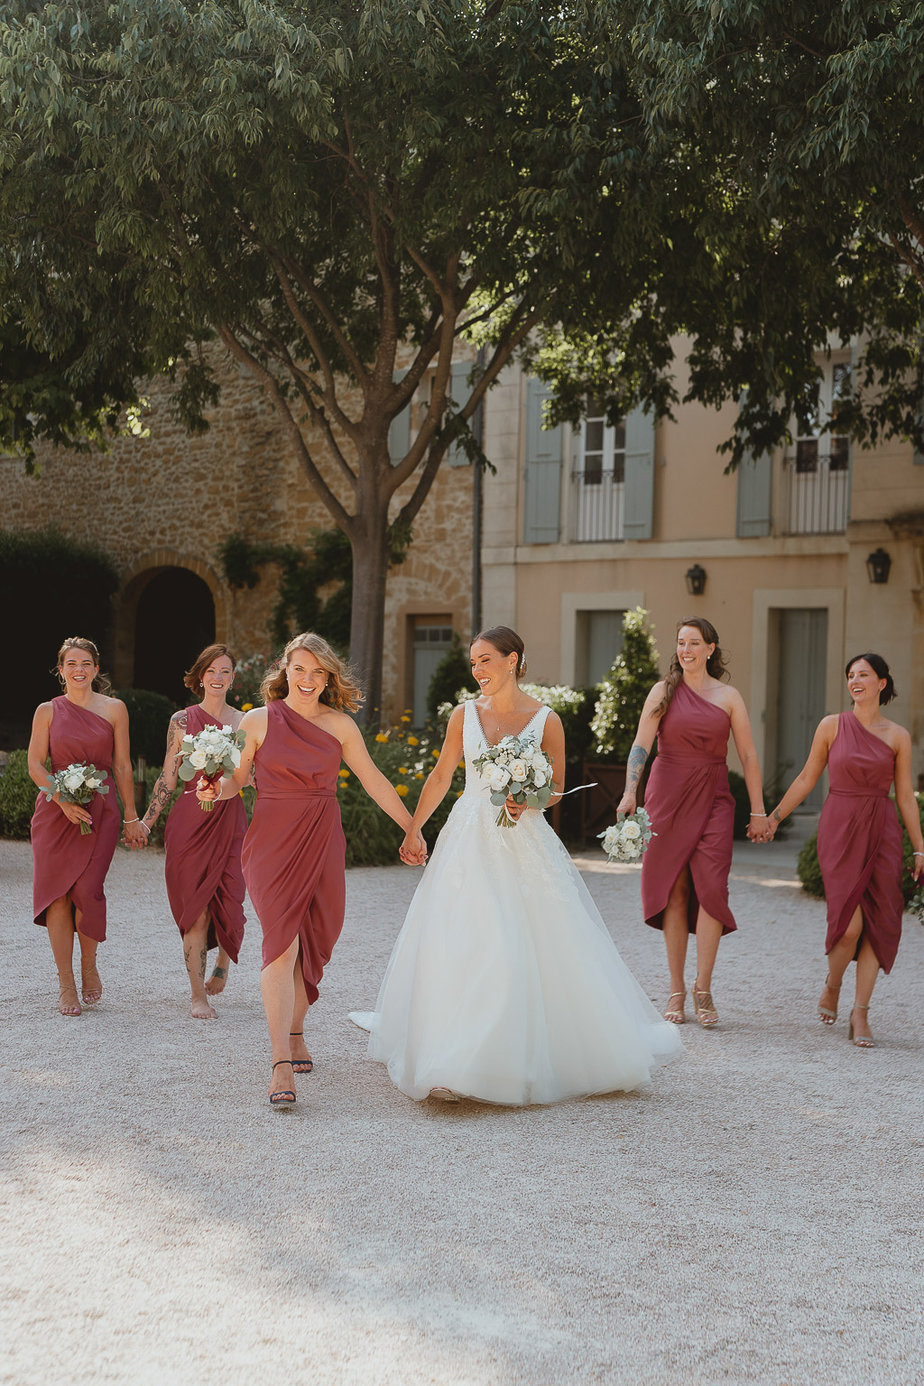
[242,700,346,1001]
[817,711,904,973]
[164,704,246,962]
[31,696,120,942]
[640,680,737,934]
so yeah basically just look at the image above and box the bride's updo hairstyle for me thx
[184,643,237,696]
[845,651,896,705]
[259,632,362,713]
[54,636,112,695]
[472,625,527,679]
[654,616,728,720]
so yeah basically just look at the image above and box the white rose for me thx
[63,770,85,792]
[487,766,511,791]
[532,767,547,787]
[190,749,208,769]
[229,748,241,767]
[508,759,528,782]
[622,820,641,840]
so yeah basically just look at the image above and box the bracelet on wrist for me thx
[123,817,140,824]
[914,851,924,858]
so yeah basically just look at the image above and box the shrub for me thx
[796,794,924,902]
[337,718,464,866]
[227,653,273,711]
[590,607,660,762]
[117,688,177,765]
[0,750,36,839]
[426,635,473,722]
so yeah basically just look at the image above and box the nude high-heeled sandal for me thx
[848,1005,875,1049]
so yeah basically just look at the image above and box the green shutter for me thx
[523,378,562,544]
[622,406,655,540]
[447,361,472,467]
[736,447,773,536]
[388,368,411,466]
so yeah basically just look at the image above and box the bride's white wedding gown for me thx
[351,700,683,1104]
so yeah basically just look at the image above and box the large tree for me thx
[536,1,924,460]
[0,0,672,710]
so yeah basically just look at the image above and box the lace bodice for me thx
[461,698,551,796]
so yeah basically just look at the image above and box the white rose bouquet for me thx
[473,732,554,828]
[177,724,245,811]
[42,762,109,836]
[599,809,656,863]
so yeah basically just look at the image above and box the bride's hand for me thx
[399,830,427,865]
[504,794,525,823]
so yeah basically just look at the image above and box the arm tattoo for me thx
[625,744,648,790]
[143,774,173,827]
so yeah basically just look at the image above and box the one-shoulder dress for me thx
[242,700,346,1002]
[817,711,904,972]
[640,680,736,934]
[31,696,120,942]
[351,700,684,1105]
[163,704,246,961]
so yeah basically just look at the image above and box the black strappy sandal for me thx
[270,1060,296,1108]
[290,1032,313,1073]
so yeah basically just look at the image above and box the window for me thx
[576,609,625,685]
[572,400,626,541]
[410,621,454,725]
[784,360,851,533]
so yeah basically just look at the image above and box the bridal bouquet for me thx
[473,733,554,827]
[599,809,656,863]
[178,724,245,811]
[42,762,109,835]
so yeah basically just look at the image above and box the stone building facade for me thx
[1,349,476,723]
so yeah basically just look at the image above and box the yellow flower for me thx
[398,766,408,775]
[375,732,389,743]
[458,760,465,770]
[395,783,409,797]
[407,736,419,746]
[400,715,411,723]
[241,702,253,712]
[338,768,350,779]
[415,772,424,780]
[455,789,464,797]
[431,749,439,758]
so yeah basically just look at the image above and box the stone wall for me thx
[0,346,474,724]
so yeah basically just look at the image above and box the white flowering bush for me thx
[42,761,109,835]
[178,724,245,811]
[473,732,553,827]
[599,808,655,863]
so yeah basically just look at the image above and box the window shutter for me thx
[622,406,655,540]
[736,447,773,536]
[447,361,472,467]
[388,369,411,466]
[522,378,562,544]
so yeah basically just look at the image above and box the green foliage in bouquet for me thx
[590,608,660,763]
[0,750,36,839]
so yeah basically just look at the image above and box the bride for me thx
[351,626,684,1104]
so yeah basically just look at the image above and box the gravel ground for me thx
[1,832,922,1386]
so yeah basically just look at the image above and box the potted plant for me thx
[582,607,660,841]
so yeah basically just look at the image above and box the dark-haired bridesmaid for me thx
[141,644,247,1019]
[616,618,767,1028]
[198,632,425,1108]
[767,652,923,1048]
[28,637,146,1016]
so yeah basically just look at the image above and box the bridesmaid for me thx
[140,644,247,1019]
[28,636,146,1016]
[767,652,923,1047]
[198,632,425,1108]
[616,617,767,1027]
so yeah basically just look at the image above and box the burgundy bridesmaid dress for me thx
[817,712,905,972]
[640,680,737,934]
[31,696,120,942]
[163,705,246,961]
[242,701,346,1003]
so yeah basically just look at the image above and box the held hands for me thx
[746,812,775,844]
[122,819,148,850]
[399,829,428,866]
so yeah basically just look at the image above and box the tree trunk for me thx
[348,509,390,724]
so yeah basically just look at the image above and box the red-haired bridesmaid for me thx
[198,633,424,1108]
[617,618,767,1028]
[767,652,923,1048]
[141,644,247,1019]
[28,637,146,1016]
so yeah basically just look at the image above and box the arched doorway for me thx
[133,568,215,704]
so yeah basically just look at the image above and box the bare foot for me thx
[290,1033,313,1073]
[58,983,82,1018]
[81,966,102,1007]
[204,964,228,996]
[190,996,218,1020]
